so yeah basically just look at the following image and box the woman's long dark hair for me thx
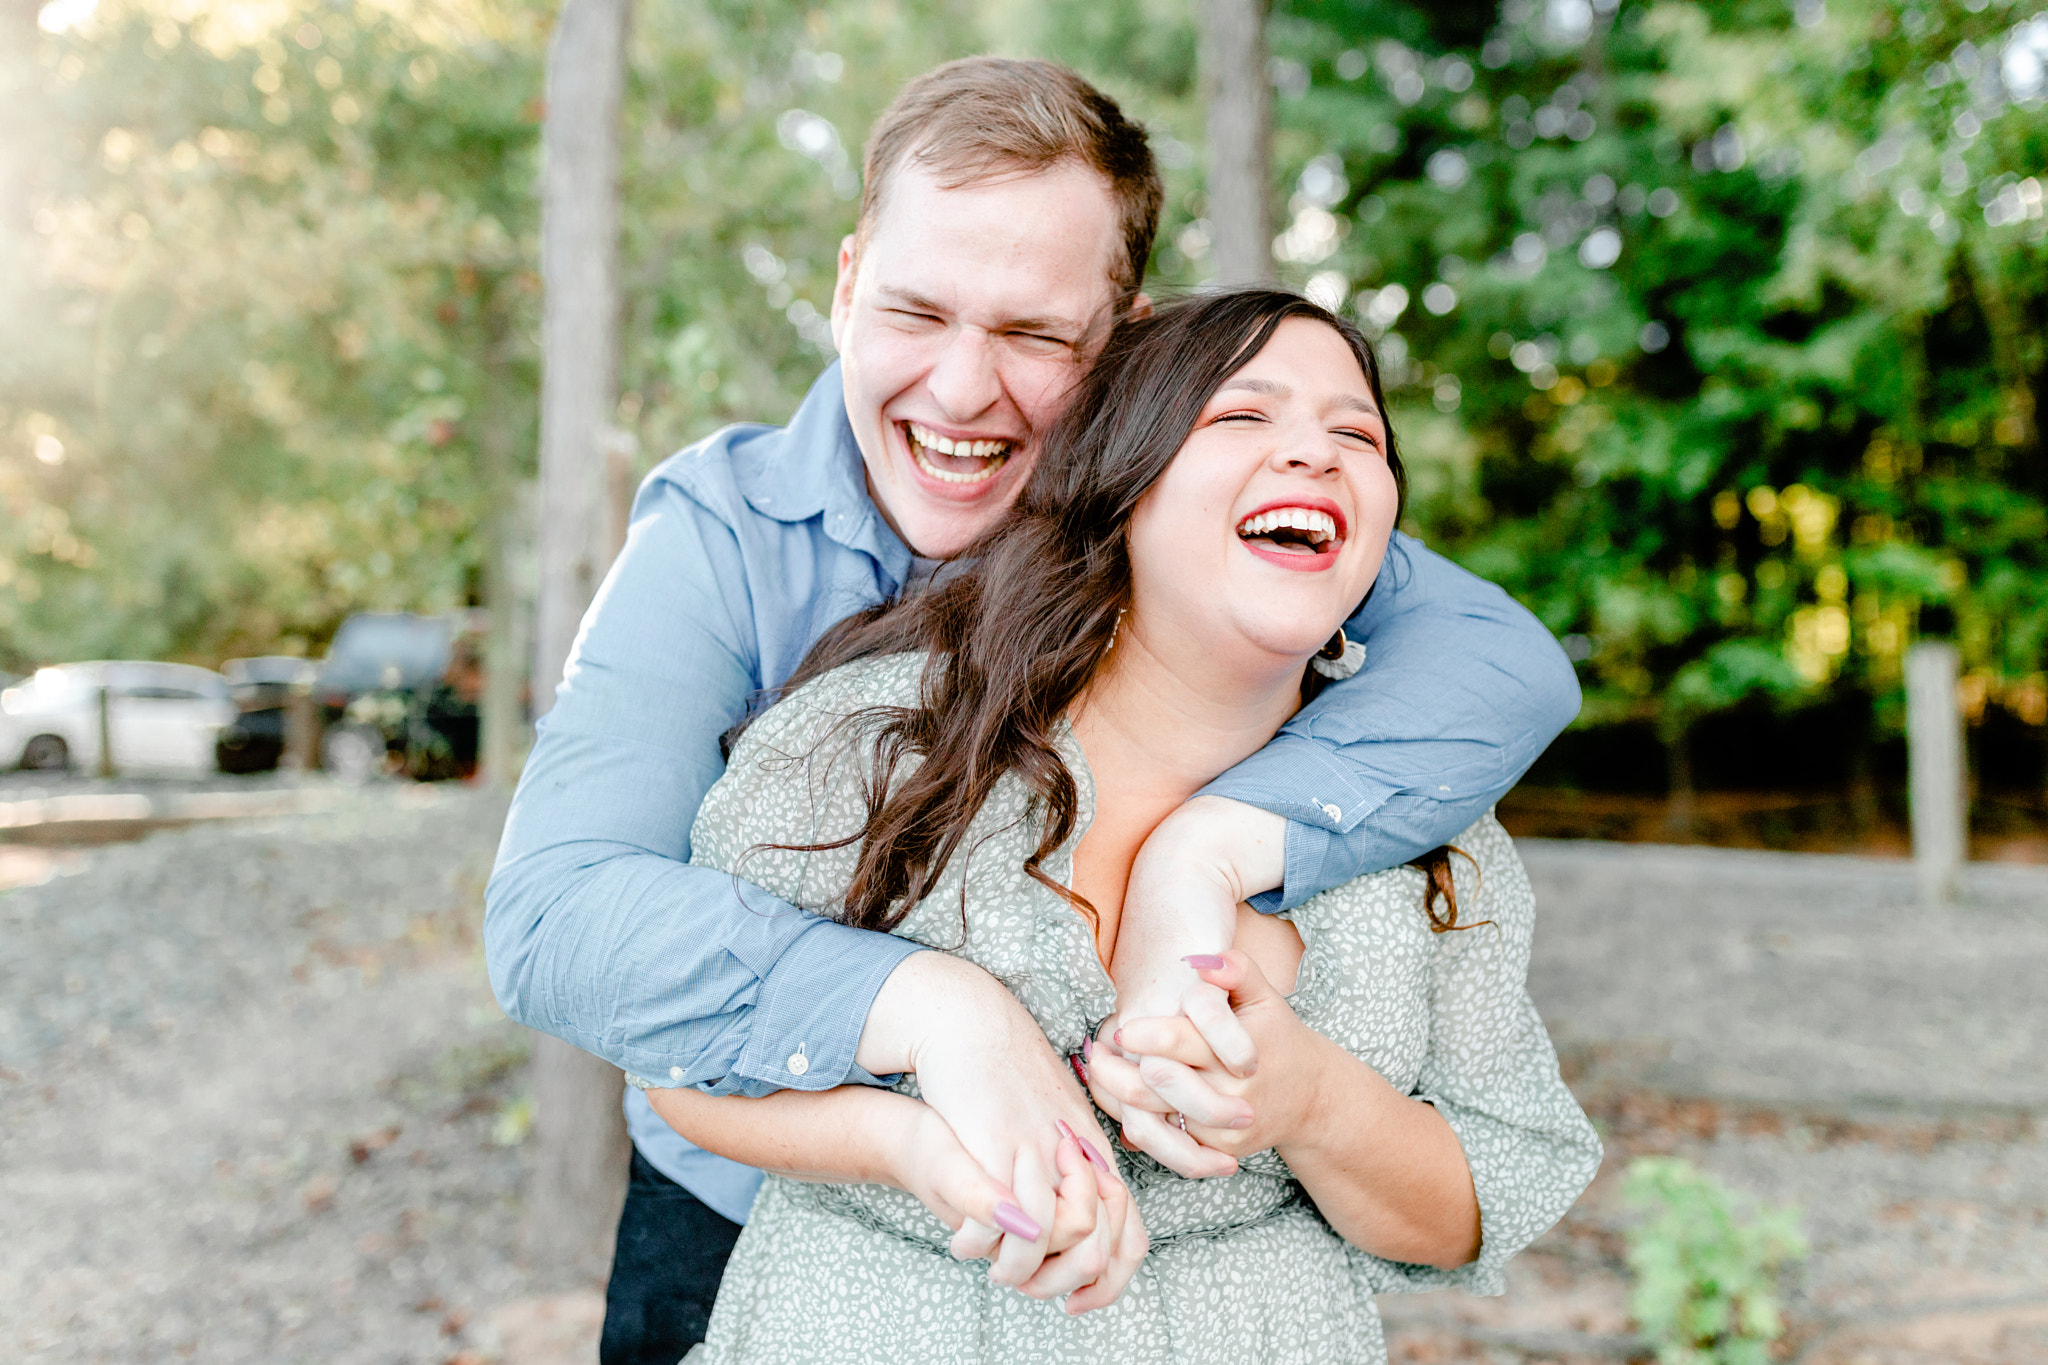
[758,287,1473,936]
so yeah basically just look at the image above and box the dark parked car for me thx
[313,613,482,782]
[214,656,316,774]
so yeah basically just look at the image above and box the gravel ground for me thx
[1,785,600,1365]
[6,797,2046,1363]
[1383,840,2048,1365]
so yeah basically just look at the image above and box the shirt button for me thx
[1318,801,1342,822]
[669,1066,684,1081]
[787,1050,809,1076]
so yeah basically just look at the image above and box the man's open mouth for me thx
[905,421,1013,486]
[1235,506,1342,557]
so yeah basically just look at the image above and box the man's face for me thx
[831,160,1128,559]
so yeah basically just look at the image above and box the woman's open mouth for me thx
[1235,503,1344,571]
[904,421,1012,486]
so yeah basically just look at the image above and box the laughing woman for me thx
[644,288,1600,1364]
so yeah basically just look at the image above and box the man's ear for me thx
[1127,291,1155,320]
[830,234,858,351]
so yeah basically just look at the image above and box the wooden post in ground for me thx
[476,272,529,793]
[525,0,633,1285]
[1197,0,1274,286]
[96,684,116,778]
[1906,642,1967,905]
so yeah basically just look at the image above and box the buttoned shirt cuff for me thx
[1199,733,1399,913]
[725,917,929,1095]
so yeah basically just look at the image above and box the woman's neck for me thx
[1064,617,1305,964]
[1071,621,1305,806]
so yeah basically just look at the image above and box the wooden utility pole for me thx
[1197,0,1274,285]
[476,271,529,793]
[526,0,633,1283]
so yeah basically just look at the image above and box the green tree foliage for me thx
[0,0,980,672]
[1624,1156,1807,1364]
[7,0,2044,771]
[1,0,548,669]
[1243,0,2048,748]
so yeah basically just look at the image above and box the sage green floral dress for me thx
[675,652,1601,1365]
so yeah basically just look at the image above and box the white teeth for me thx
[906,422,1009,485]
[907,421,1012,462]
[1235,507,1338,545]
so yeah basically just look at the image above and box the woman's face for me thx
[1125,317,1399,670]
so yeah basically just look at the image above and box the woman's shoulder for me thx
[737,651,930,752]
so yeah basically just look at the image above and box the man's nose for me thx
[924,326,1004,423]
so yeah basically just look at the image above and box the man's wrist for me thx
[1144,796,1287,901]
[857,949,1017,1078]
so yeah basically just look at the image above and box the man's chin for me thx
[898,509,1003,560]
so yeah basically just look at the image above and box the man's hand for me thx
[858,951,1146,1309]
[1107,797,1285,1084]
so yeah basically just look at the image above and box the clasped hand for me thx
[1082,949,1322,1178]
[863,952,1145,1313]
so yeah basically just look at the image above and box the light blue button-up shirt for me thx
[484,363,1579,1222]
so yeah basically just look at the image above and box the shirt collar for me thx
[734,360,912,587]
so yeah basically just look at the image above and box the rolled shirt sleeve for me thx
[483,438,924,1097]
[1203,532,1582,911]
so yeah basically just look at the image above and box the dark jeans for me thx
[600,1148,744,1365]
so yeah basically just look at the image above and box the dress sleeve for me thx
[1348,815,1604,1297]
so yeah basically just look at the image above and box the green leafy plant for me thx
[1624,1156,1808,1365]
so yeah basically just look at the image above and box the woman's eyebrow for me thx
[1218,376,1381,417]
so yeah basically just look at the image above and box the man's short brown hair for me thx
[856,57,1162,299]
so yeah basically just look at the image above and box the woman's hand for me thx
[883,1100,1139,1311]
[1089,951,1484,1268]
[858,951,1147,1307]
[1085,949,1339,1174]
[646,1074,1144,1311]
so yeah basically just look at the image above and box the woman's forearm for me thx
[645,1083,916,1186]
[1279,1030,1481,1269]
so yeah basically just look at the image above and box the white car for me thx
[0,662,236,775]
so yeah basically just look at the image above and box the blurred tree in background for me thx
[1229,0,2047,783]
[4,0,2045,790]
[1,0,547,666]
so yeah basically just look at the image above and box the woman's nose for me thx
[1268,422,1344,476]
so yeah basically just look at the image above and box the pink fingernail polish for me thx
[1082,1035,1094,1063]
[1183,954,1227,970]
[992,1202,1042,1241]
[1069,1054,1089,1086]
[1057,1117,1113,1174]
[1112,1029,1126,1049]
